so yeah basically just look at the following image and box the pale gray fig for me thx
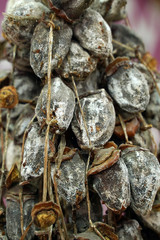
[121,147,160,216]
[74,8,113,58]
[35,77,75,134]
[2,0,50,47]
[30,17,72,78]
[72,89,115,149]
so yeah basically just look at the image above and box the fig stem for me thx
[137,112,152,130]
[72,76,106,240]
[53,135,68,240]
[43,14,54,203]
[112,39,135,52]
[118,114,132,144]
[0,109,10,203]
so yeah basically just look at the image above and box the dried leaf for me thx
[94,222,118,240]
[87,150,120,176]
[5,163,20,189]
[92,147,115,167]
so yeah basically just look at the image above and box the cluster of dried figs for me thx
[0,0,160,239]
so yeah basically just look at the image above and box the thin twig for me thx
[53,173,68,240]
[20,219,34,240]
[112,39,135,52]
[0,109,10,203]
[42,14,54,203]
[71,76,92,148]
[71,76,105,240]
[118,114,132,144]
[53,135,68,240]
[43,124,51,202]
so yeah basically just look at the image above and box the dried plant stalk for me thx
[0,109,10,203]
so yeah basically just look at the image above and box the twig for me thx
[42,124,51,202]
[53,173,68,240]
[0,109,10,203]
[20,219,34,240]
[53,135,68,240]
[42,14,54,203]
[71,76,105,240]
[112,39,135,52]
[118,114,132,144]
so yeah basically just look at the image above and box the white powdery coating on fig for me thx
[117,220,143,240]
[72,89,115,148]
[30,18,72,78]
[121,147,160,216]
[107,65,150,113]
[93,158,130,212]
[74,8,113,58]
[57,41,97,80]
[2,0,50,47]
[35,77,75,134]
[21,122,49,180]
[51,152,86,205]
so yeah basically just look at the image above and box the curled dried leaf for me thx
[92,147,115,167]
[94,222,118,240]
[114,117,140,138]
[5,163,20,189]
[0,86,18,109]
[119,143,136,150]
[31,201,60,228]
[103,141,117,149]
[87,149,120,176]
[106,57,131,76]
[52,147,77,162]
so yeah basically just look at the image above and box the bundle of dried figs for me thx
[0,0,160,239]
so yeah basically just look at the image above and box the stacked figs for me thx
[0,0,160,239]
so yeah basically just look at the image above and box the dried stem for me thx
[0,109,10,203]
[42,123,51,202]
[112,39,135,52]
[71,76,105,240]
[42,15,54,202]
[20,219,34,240]
[71,76,92,148]
[137,112,152,131]
[118,114,132,144]
[19,186,24,235]
[53,135,68,240]
[53,173,68,240]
